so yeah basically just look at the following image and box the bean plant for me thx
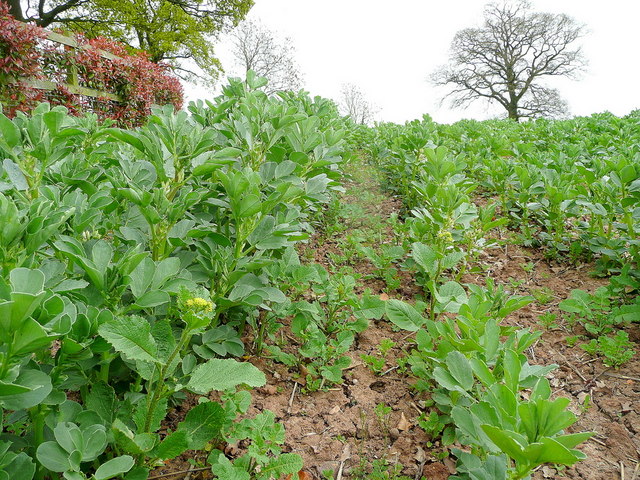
[0,71,349,480]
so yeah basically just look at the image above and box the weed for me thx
[361,353,386,374]
[579,394,592,413]
[538,312,559,329]
[581,331,636,368]
[531,286,555,305]
[560,286,640,336]
[565,335,581,347]
[379,338,396,356]
[351,458,415,480]
[374,403,393,442]
[520,261,535,274]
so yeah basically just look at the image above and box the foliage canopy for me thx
[6,0,254,82]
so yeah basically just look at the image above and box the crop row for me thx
[0,72,349,480]
[344,113,640,478]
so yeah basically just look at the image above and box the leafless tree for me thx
[230,19,303,95]
[339,83,377,125]
[432,0,587,121]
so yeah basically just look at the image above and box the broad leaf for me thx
[98,315,159,364]
[385,299,425,332]
[94,456,135,480]
[187,359,266,394]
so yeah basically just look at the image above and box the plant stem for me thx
[100,352,111,382]
[31,405,47,480]
[142,329,192,433]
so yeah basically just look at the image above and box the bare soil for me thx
[151,166,640,480]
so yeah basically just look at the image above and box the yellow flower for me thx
[184,297,213,313]
[437,230,454,243]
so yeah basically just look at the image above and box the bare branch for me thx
[229,19,304,95]
[432,0,587,120]
[339,83,377,125]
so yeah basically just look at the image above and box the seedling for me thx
[379,338,396,356]
[581,331,636,368]
[374,403,393,442]
[361,353,386,375]
[531,286,555,305]
[520,261,535,274]
[538,312,559,329]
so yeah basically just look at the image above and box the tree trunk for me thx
[7,0,25,21]
[506,102,520,122]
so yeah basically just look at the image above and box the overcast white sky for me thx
[185,0,640,124]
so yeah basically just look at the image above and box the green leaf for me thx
[210,453,251,480]
[555,432,593,450]
[53,423,83,456]
[0,451,36,480]
[385,299,425,332]
[451,406,493,449]
[523,437,582,466]
[237,194,262,218]
[64,472,84,480]
[441,251,465,270]
[470,358,495,387]
[92,241,113,274]
[106,129,145,152]
[468,454,508,480]
[12,318,54,356]
[187,359,266,394]
[94,456,135,480]
[259,453,303,477]
[98,315,160,364]
[411,242,437,276]
[433,368,467,394]
[36,442,72,473]
[178,401,225,450]
[127,257,154,298]
[445,351,474,391]
[135,290,170,309]
[133,397,168,434]
[0,381,31,396]
[152,431,189,460]
[481,425,528,464]
[518,397,575,441]
[79,425,107,461]
[2,160,28,191]
[112,420,156,455]
[123,466,150,480]
[503,349,521,393]
[85,382,116,426]
[0,369,52,410]
[10,268,46,295]
[0,114,20,148]
[352,295,384,320]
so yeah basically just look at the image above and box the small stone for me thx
[397,412,410,431]
[224,443,240,456]
[259,385,277,395]
[443,457,457,474]
[329,405,341,415]
[389,427,400,440]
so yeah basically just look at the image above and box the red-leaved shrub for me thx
[0,3,183,126]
